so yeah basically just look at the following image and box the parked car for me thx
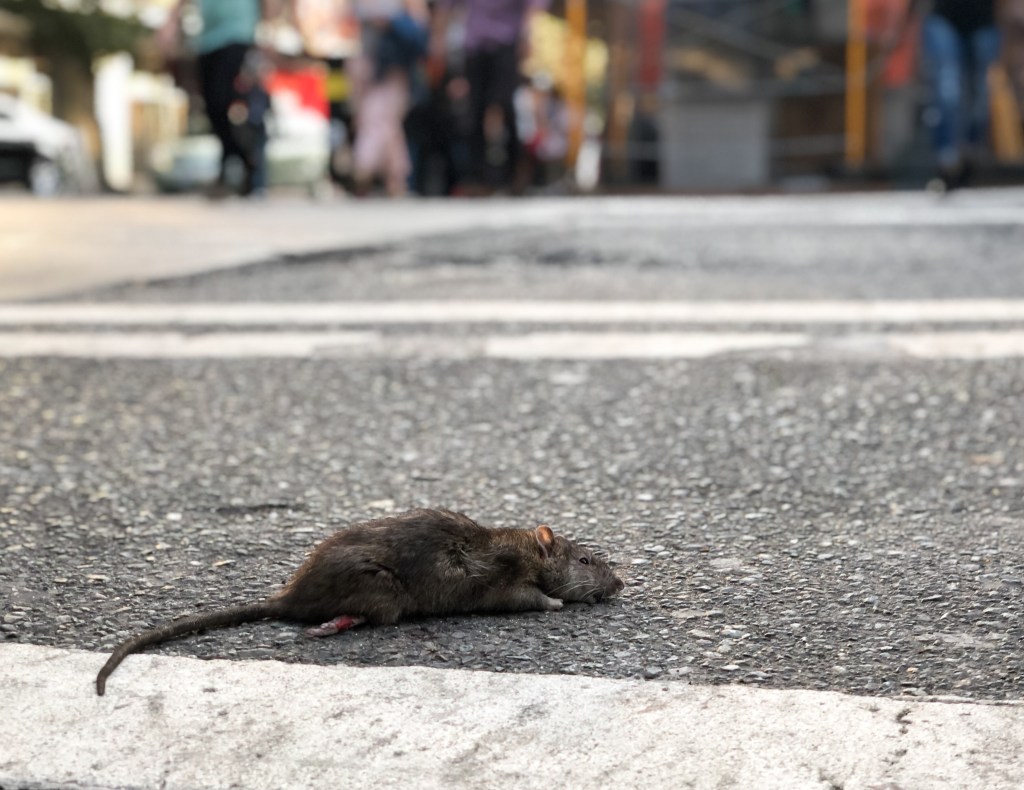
[0,94,91,195]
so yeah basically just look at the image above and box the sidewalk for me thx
[4,643,1024,790]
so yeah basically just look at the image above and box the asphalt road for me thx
[2,196,1023,708]
[60,220,1024,302]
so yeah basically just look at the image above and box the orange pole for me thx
[565,0,587,167]
[845,0,868,168]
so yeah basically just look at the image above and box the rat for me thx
[95,508,624,695]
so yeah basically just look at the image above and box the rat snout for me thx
[590,574,624,604]
[598,574,625,601]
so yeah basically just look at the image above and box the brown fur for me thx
[96,508,623,695]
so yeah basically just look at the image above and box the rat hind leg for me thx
[299,562,412,636]
[305,615,366,638]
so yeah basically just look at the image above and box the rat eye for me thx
[579,556,590,565]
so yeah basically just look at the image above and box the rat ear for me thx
[534,525,555,557]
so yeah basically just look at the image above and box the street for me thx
[2,192,1024,788]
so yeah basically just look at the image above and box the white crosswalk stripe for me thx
[4,326,1024,360]
[0,331,379,358]
[4,299,1024,325]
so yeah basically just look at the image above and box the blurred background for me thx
[1,0,1023,198]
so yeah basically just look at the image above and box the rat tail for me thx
[95,601,282,696]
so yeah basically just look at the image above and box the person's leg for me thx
[491,42,522,190]
[921,14,967,169]
[999,0,1024,110]
[245,124,268,196]
[465,49,492,189]
[238,51,270,196]
[381,73,412,197]
[199,44,251,187]
[968,25,1002,147]
[198,52,229,181]
[353,81,389,192]
[352,73,412,196]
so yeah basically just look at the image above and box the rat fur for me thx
[96,508,624,695]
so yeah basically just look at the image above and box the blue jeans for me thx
[920,16,1000,168]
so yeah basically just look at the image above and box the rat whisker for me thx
[548,580,590,598]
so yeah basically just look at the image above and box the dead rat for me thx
[96,508,624,695]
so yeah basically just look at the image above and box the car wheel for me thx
[28,157,63,196]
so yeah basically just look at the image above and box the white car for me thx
[0,94,92,195]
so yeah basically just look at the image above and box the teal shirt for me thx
[196,0,260,55]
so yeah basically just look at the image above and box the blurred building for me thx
[5,0,1023,193]
[601,0,1024,191]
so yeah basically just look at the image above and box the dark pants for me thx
[921,15,1000,168]
[198,43,265,190]
[466,43,520,189]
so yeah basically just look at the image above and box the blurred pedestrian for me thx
[431,0,548,194]
[404,58,466,196]
[897,0,999,189]
[350,0,430,196]
[159,0,272,197]
[295,0,361,187]
[513,73,567,191]
[998,0,1024,112]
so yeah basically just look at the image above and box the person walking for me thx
[898,0,999,189]
[159,0,271,197]
[350,0,430,196]
[295,0,361,188]
[431,0,548,194]
[998,0,1024,112]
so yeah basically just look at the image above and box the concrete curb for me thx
[2,643,1023,789]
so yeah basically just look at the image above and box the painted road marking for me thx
[0,331,379,358]
[6,330,1024,359]
[886,331,1024,359]
[4,300,1024,326]
[484,332,809,359]
[487,331,1024,360]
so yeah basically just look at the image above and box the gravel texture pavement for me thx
[2,353,1021,699]
[3,210,1024,704]
[66,222,1024,303]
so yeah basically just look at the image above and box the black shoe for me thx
[934,160,972,192]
